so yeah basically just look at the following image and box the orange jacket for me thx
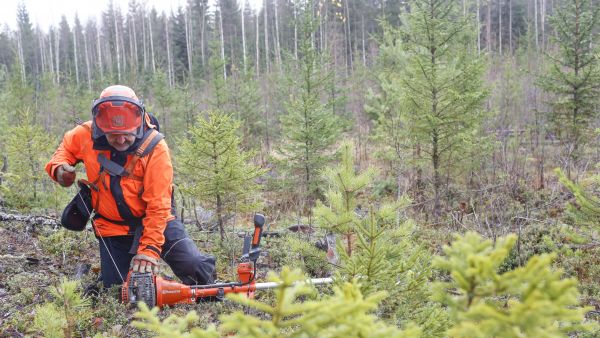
[46,121,175,259]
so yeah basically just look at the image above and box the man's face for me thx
[106,133,136,151]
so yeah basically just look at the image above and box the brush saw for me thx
[121,214,332,307]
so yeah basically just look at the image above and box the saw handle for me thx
[252,213,265,248]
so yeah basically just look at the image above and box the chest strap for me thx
[97,129,164,182]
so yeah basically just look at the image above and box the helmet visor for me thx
[94,101,142,135]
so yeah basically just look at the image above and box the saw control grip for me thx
[252,213,265,248]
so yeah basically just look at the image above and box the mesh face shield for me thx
[91,96,145,139]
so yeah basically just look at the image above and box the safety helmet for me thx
[91,85,145,140]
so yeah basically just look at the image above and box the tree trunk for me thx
[361,14,366,67]
[241,1,247,73]
[148,16,156,74]
[264,0,270,73]
[486,0,492,51]
[113,8,122,82]
[165,15,173,87]
[294,3,298,60]
[142,11,147,70]
[185,8,193,81]
[274,0,282,71]
[83,31,91,91]
[255,12,260,76]
[218,4,226,80]
[509,0,513,54]
[477,0,481,54]
[200,2,206,67]
[73,29,80,86]
[498,0,502,54]
[216,193,224,242]
[55,28,60,84]
[96,26,103,81]
[534,0,539,50]
[344,0,353,73]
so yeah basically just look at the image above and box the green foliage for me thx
[433,232,589,337]
[382,0,488,216]
[176,111,265,240]
[537,0,600,162]
[314,141,447,335]
[133,304,220,337]
[555,168,600,227]
[267,234,332,277]
[2,109,61,210]
[31,278,92,338]
[39,228,95,263]
[133,267,420,337]
[278,3,343,207]
[314,141,375,243]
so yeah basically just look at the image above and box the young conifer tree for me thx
[175,111,265,241]
[434,232,589,337]
[314,141,448,336]
[537,0,600,177]
[278,0,342,213]
[397,0,487,219]
[555,168,600,228]
[4,109,57,209]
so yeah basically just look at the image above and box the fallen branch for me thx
[0,211,60,227]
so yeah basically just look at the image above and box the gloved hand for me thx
[56,164,76,187]
[130,254,160,274]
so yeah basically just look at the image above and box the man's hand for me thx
[56,164,76,187]
[130,254,160,274]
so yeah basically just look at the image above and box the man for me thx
[45,85,215,288]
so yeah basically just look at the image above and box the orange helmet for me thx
[91,85,145,139]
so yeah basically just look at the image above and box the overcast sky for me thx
[1,0,262,32]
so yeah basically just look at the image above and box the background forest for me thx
[1,0,600,336]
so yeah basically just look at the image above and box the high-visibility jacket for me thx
[46,121,175,259]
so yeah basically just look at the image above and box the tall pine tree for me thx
[278,0,343,214]
[537,0,600,178]
[397,0,487,219]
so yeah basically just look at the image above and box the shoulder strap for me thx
[96,128,164,181]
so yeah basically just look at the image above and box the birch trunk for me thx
[361,14,366,67]
[113,8,122,82]
[477,0,481,54]
[96,27,103,81]
[509,0,513,53]
[38,32,45,73]
[540,0,546,50]
[74,29,79,86]
[185,9,193,80]
[55,28,60,84]
[165,15,173,87]
[264,0,270,73]
[486,0,492,51]
[132,14,139,72]
[344,0,353,72]
[255,11,260,76]
[499,0,502,54]
[274,0,282,71]
[241,0,247,73]
[84,31,91,90]
[48,30,55,79]
[17,30,26,83]
[293,3,298,60]
[148,16,156,74]
[200,2,206,67]
[218,4,226,80]
[142,10,147,70]
[534,0,539,51]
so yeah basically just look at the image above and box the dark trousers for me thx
[98,219,216,288]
